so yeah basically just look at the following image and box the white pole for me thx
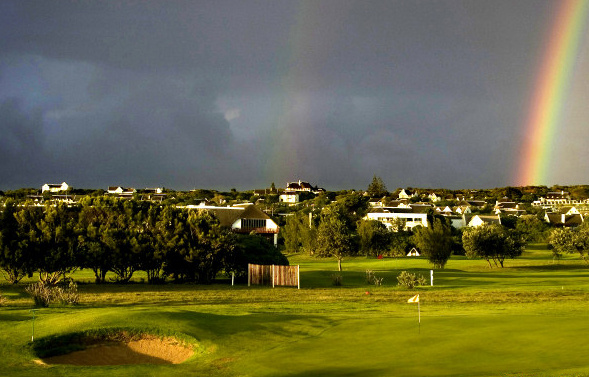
[248,264,251,287]
[232,272,235,286]
[297,265,300,289]
[418,301,421,334]
[272,265,275,288]
[430,270,434,286]
[30,309,37,342]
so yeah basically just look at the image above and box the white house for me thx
[467,214,501,227]
[544,207,584,227]
[407,248,420,256]
[453,206,471,215]
[398,189,417,199]
[280,193,300,204]
[364,209,428,231]
[369,197,386,207]
[108,187,137,197]
[42,182,69,193]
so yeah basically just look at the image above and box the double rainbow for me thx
[516,0,589,186]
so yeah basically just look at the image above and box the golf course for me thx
[2,243,589,377]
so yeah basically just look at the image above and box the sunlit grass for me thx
[1,244,589,376]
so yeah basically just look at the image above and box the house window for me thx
[242,219,266,229]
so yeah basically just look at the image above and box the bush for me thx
[55,280,80,305]
[25,280,80,307]
[397,271,427,289]
[365,270,384,286]
[26,282,54,307]
[0,291,6,306]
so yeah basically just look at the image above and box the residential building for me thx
[42,182,69,193]
[183,204,279,245]
[544,207,584,227]
[466,214,502,227]
[279,193,299,204]
[364,207,428,231]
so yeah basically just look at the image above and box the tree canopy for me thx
[462,223,525,268]
[366,175,388,198]
[412,219,453,269]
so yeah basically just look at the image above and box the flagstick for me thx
[418,300,421,335]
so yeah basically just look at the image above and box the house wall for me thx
[364,212,428,231]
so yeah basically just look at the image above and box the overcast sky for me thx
[1,1,589,191]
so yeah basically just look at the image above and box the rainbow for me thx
[516,0,589,186]
[262,2,352,183]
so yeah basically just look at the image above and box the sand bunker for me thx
[41,336,194,366]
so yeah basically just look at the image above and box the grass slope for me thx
[1,244,589,376]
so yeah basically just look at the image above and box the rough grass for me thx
[1,244,589,376]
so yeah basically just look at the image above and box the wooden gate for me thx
[248,264,300,289]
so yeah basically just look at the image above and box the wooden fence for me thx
[248,264,300,289]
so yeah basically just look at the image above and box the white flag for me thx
[407,294,419,303]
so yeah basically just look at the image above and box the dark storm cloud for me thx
[0,0,571,190]
[0,98,48,181]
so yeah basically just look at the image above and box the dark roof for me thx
[546,191,570,199]
[199,205,271,228]
[467,200,487,207]
[472,215,501,225]
[545,213,583,227]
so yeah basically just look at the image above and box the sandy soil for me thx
[41,337,194,366]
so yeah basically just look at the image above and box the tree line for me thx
[0,197,286,285]
[282,191,589,270]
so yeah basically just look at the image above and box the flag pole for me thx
[407,294,420,334]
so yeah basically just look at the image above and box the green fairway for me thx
[2,245,589,376]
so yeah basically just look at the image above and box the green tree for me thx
[548,226,589,263]
[283,210,317,255]
[357,220,390,257]
[515,214,547,242]
[103,200,148,283]
[283,212,304,253]
[34,203,79,285]
[463,224,525,268]
[389,231,413,256]
[76,199,113,283]
[316,207,354,271]
[223,234,288,279]
[333,192,370,227]
[185,210,235,283]
[0,200,36,283]
[548,227,576,261]
[367,175,388,198]
[412,219,453,269]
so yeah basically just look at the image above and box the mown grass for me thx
[1,244,589,376]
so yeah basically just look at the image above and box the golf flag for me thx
[407,294,419,303]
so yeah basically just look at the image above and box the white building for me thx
[279,193,300,204]
[42,182,69,193]
[364,209,428,231]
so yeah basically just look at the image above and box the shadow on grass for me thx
[285,367,389,377]
[0,308,31,322]
[509,263,589,272]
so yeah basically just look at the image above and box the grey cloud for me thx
[0,0,582,190]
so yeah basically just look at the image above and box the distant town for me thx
[2,179,588,234]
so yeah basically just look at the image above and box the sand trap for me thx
[41,336,194,366]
